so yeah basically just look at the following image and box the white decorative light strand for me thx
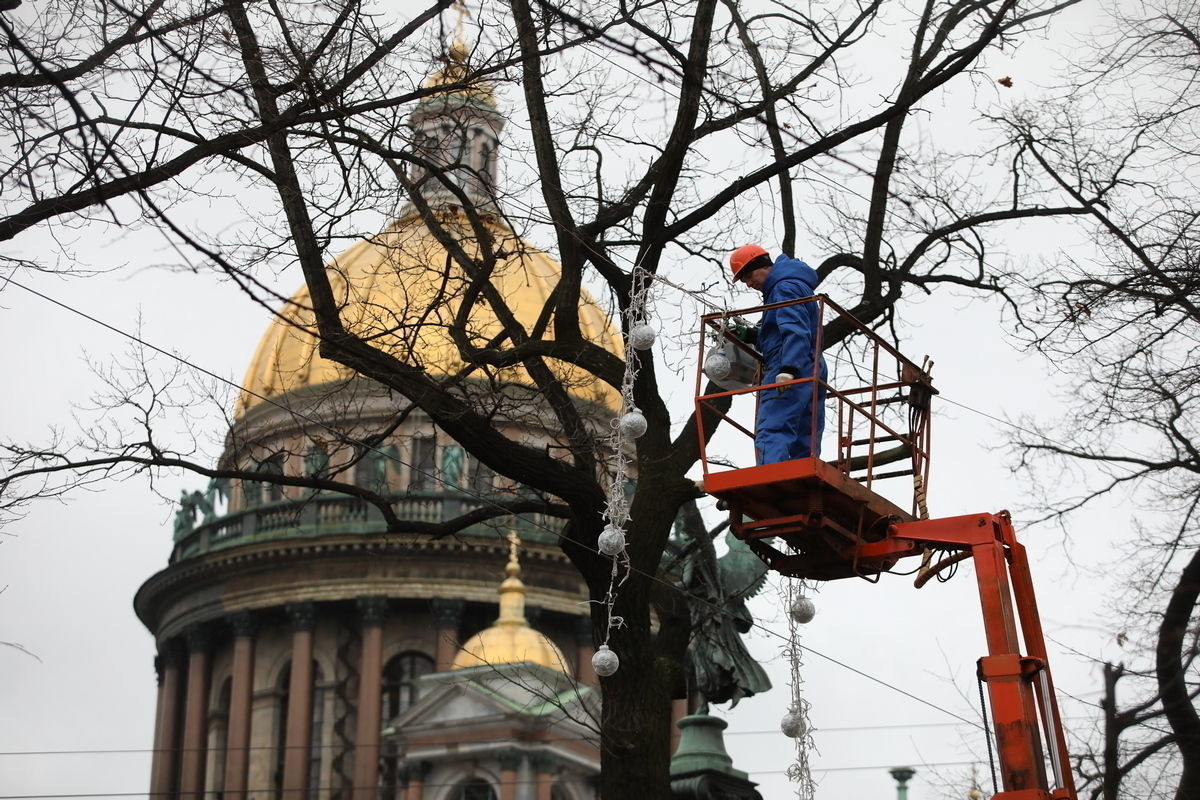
[597,524,626,556]
[628,322,657,350]
[782,576,817,798]
[591,643,620,677]
[594,262,657,672]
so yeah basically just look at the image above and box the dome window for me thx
[354,447,391,494]
[408,436,437,491]
[381,650,434,721]
[243,453,286,507]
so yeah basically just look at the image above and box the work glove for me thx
[731,321,758,345]
[774,372,794,394]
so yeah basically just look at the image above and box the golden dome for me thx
[451,534,569,672]
[239,211,622,415]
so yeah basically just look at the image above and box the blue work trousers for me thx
[755,379,826,465]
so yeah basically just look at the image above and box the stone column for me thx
[149,643,184,799]
[430,598,464,672]
[574,617,597,687]
[497,750,522,800]
[531,753,557,800]
[352,596,388,800]
[178,626,213,800]
[282,602,317,800]
[222,612,257,799]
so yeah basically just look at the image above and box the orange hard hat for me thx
[729,244,770,279]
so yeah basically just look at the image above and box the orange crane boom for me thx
[694,297,1077,800]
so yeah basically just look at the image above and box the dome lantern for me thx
[408,33,503,214]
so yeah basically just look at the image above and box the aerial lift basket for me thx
[694,295,935,580]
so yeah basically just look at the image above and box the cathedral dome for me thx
[238,210,623,415]
[451,536,570,672]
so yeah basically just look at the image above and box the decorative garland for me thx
[783,578,817,796]
[590,264,657,678]
[592,265,820,800]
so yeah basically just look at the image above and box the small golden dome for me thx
[451,533,569,672]
[238,211,622,415]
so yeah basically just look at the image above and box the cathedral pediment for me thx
[387,662,597,737]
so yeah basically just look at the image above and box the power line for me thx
[0,758,989,799]
[0,755,982,798]
[0,716,1024,758]
[17,162,1160,753]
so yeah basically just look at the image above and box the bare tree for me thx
[0,0,1097,795]
[1001,2,1200,797]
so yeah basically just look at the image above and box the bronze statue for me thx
[674,501,771,707]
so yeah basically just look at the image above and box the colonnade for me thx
[147,599,596,800]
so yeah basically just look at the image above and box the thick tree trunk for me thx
[599,628,674,799]
[1156,547,1200,800]
[592,488,690,800]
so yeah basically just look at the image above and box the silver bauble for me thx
[592,644,620,677]
[619,410,648,438]
[789,596,816,624]
[703,351,732,382]
[628,323,657,351]
[780,709,806,738]
[597,525,626,556]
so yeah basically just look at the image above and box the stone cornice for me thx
[134,532,586,640]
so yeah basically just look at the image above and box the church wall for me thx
[218,600,595,797]
[380,613,438,662]
[246,687,278,798]
[313,662,336,800]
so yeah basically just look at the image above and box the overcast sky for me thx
[0,4,1153,799]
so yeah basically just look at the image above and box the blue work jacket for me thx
[758,255,823,379]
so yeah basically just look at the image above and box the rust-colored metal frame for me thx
[694,295,933,512]
[704,456,915,580]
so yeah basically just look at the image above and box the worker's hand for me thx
[774,372,794,394]
[729,318,758,345]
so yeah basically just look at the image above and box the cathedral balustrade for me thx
[170,491,563,562]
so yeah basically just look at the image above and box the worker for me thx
[729,244,828,464]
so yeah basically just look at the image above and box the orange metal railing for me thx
[694,295,935,516]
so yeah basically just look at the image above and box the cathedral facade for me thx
[135,43,613,800]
